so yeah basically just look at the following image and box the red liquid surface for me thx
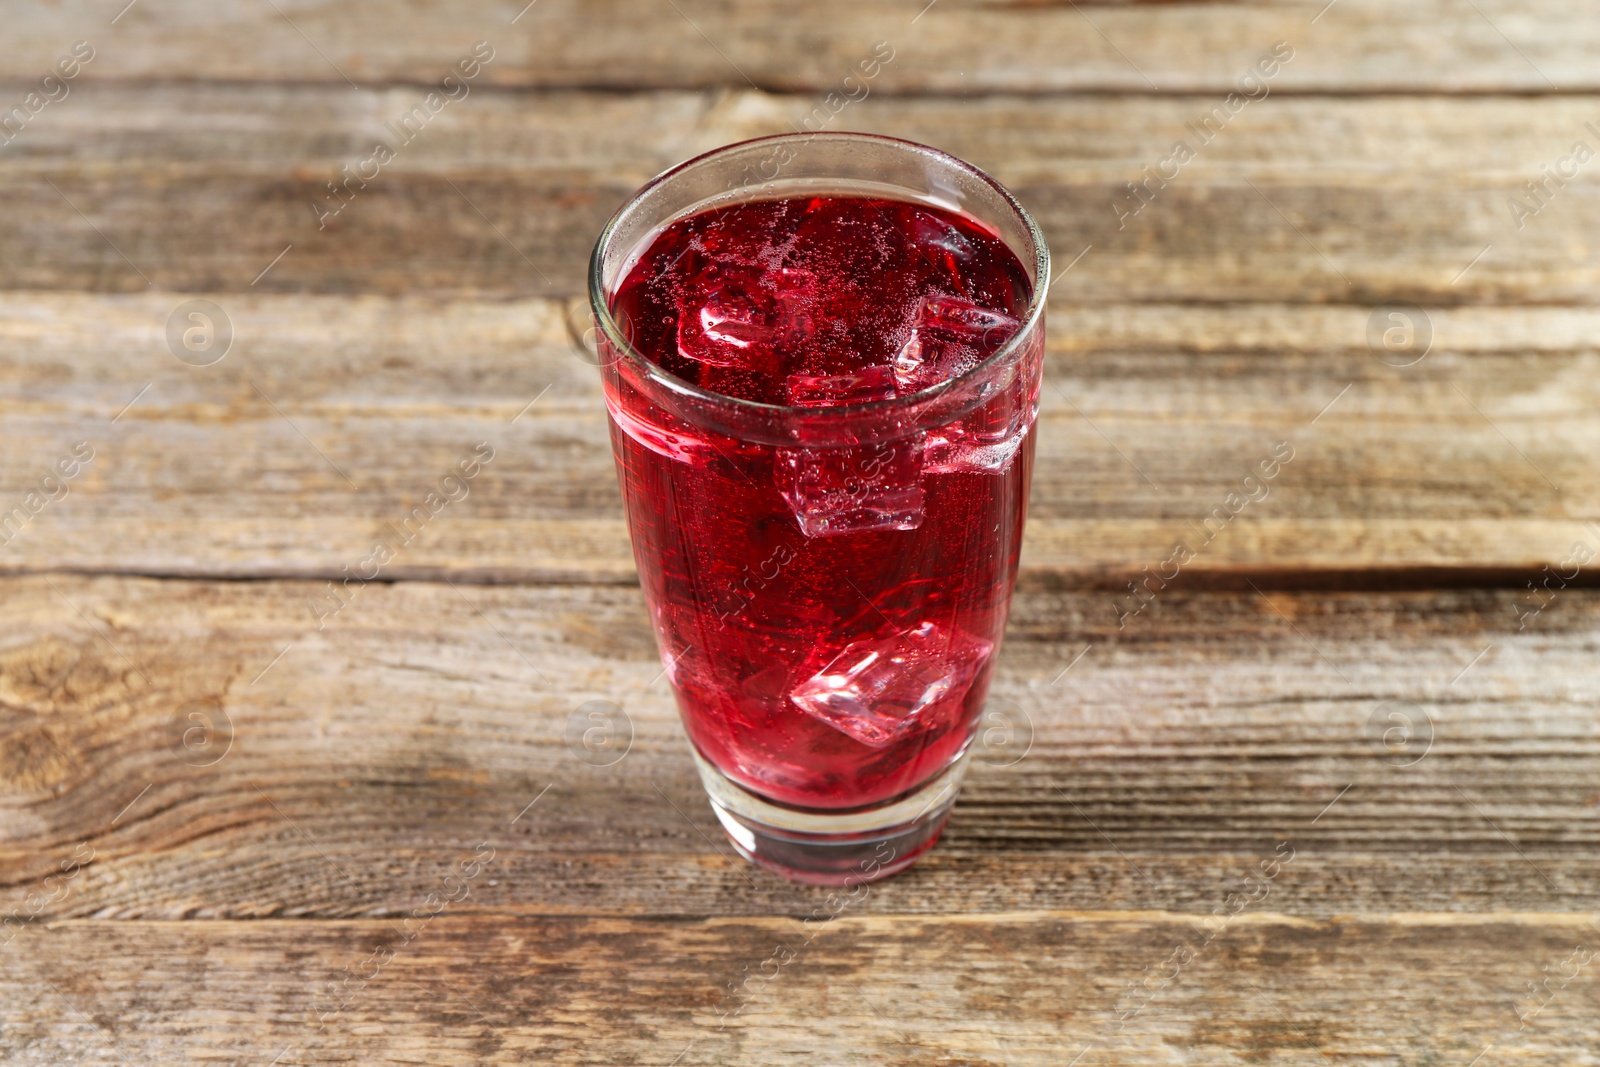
[604,195,1040,810]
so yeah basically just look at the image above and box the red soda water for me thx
[604,194,1039,810]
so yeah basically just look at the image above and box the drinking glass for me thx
[589,133,1048,884]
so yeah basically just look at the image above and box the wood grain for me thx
[3,86,1600,302]
[2,4,1596,1061]
[3,575,1596,922]
[2,0,1594,92]
[2,291,1597,581]
[4,913,1597,1065]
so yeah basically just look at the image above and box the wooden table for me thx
[4,1,1598,1062]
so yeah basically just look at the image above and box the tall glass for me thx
[589,133,1048,884]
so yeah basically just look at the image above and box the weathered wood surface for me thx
[3,575,1597,922]
[4,914,1597,1065]
[2,290,1598,581]
[4,86,1600,303]
[4,1,1600,1062]
[3,0,1595,92]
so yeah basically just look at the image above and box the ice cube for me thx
[677,263,818,371]
[777,362,921,537]
[784,365,897,408]
[922,431,1028,474]
[893,295,1021,394]
[894,297,1036,475]
[789,621,994,747]
[776,434,925,538]
[923,360,1039,475]
[904,209,982,290]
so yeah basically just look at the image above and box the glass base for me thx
[691,748,970,886]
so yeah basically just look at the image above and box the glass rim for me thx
[586,132,1051,419]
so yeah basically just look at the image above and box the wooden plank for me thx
[2,292,1597,580]
[1,0,1595,92]
[2,86,1600,302]
[3,913,1596,1064]
[3,575,1597,920]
